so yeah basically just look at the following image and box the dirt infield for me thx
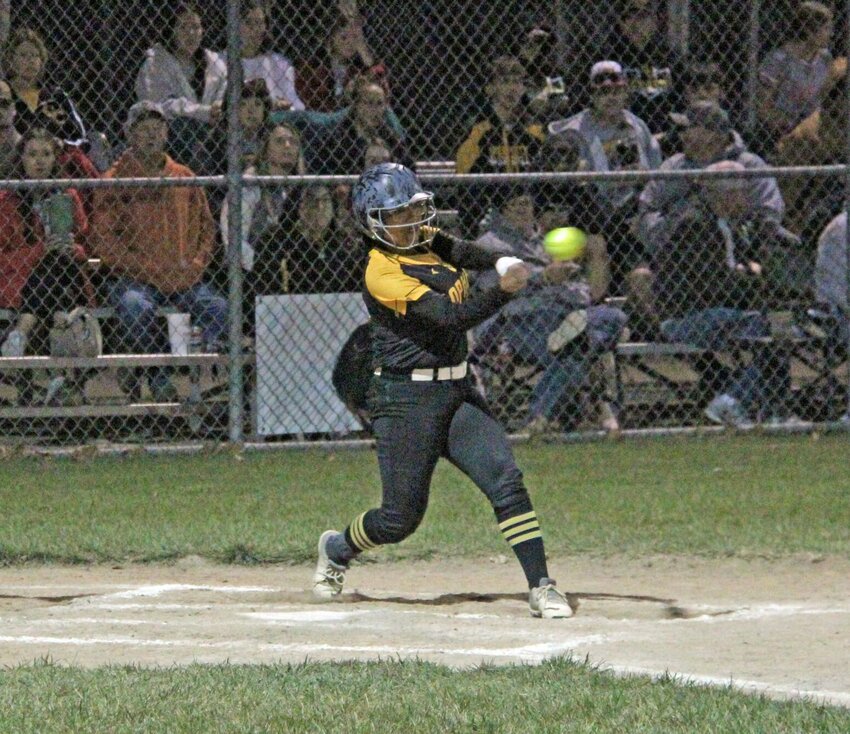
[1,555,849,707]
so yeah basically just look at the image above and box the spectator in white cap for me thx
[545,60,661,295]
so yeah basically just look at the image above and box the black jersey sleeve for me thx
[429,229,501,271]
[405,282,510,333]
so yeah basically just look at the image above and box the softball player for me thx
[313,162,573,618]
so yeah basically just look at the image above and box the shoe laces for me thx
[538,583,568,608]
[319,564,345,587]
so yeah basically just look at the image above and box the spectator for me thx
[755,1,834,157]
[195,77,271,177]
[91,102,226,402]
[0,77,19,177]
[681,62,724,109]
[281,184,365,294]
[0,128,91,403]
[600,0,685,133]
[634,102,785,337]
[638,102,784,262]
[4,28,103,170]
[300,76,411,175]
[775,60,847,239]
[516,24,574,123]
[657,62,736,158]
[4,27,49,135]
[220,121,303,332]
[455,54,545,236]
[134,2,227,165]
[224,4,304,112]
[471,187,626,433]
[223,121,303,271]
[646,161,797,426]
[295,11,387,113]
[814,212,850,354]
[36,88,101,220]
[547,60,662,294]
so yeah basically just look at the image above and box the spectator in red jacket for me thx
[0,127,89,362]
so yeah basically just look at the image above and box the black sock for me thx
[498,510,549,588]
[327,531,358,566]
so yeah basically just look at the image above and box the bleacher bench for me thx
[613,323,846,421]
[0,307,252,430]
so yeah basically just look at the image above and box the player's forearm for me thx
[430,230,500,271]
[408,286,511,333]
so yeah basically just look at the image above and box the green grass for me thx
[3,434,850,729]
[1,434,848,564]
[1,658,848,734]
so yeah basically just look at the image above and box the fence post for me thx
[226,0,245,443]
[667,0,690,55]
[745,0,761,134]
[845,0,850,422]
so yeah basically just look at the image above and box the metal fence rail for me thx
[0,0,847,446]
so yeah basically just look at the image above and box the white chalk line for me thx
[241,611,365,623]
[601,663,850,708]
[0,634,616,658]
[4,582,850,708]
[667,602,850,622]
[12,618,171,627]
[79,603,259,611]
[0,635,239,649]
[4,631,848,708]
[99,584,276,599]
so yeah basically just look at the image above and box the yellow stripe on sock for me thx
[358,514,378,549]
[502,520,540,540]
[348,516,365,550]
[498,511,537,531]
[350,513,377,551]
[507,530,543,547]
[349,518,369,550]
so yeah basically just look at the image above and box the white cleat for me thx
[529,577,574,618]
[312,530,347,600]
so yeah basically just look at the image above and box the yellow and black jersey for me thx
[455,110,545,174]
[363,229,509,371]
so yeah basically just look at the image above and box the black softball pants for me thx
[356,374,533,546]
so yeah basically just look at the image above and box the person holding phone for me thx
[0,127,91,403]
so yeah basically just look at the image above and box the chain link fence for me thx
[0,0,847,447]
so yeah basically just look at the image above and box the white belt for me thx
[374,361,468,381]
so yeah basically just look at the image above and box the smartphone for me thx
[40,193,75,248]
[546,76,565,95]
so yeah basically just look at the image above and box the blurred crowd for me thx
[0,0,846,430]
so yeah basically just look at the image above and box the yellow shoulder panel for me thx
[365,249,431,316]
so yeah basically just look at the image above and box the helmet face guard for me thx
[366,191,437,251]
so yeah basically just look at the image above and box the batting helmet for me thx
[351,162,436,251]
